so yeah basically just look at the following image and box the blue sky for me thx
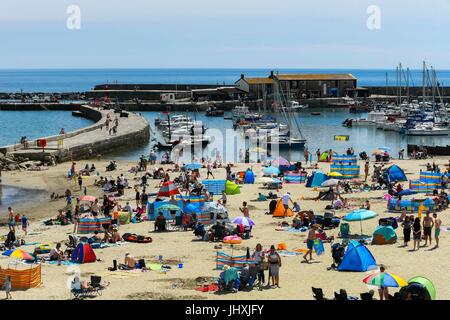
[1,0,450,69]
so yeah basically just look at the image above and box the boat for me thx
[205,106,225,117]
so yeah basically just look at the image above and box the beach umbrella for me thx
[328,172,343,178]
[157,181,180,197]
[2,249,34,261]
[343,209,378,234]
[397,189,418,197]
[257,177,276,184]
[271,156,290,168]
[183,163,202,170]
[321,179,339,187]
[232,216,255,227]
[363,272,408,288]
[79,195,96,202]
[183,203,200,214]
[262,166,280,176]
[201,202,227,214]
[378,147,392,152]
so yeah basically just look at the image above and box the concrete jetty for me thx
[0,105,150,162]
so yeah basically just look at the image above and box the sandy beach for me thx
[1,157,449,300]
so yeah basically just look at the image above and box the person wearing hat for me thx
[303,224,319,263]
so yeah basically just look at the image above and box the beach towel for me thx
[277,250,301,257]
[46,260,80,266]
[196,284,219,292]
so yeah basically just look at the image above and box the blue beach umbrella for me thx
[262,166,280,176]
[343,209,378,235]
[184,163,202,170]
[183,203,200,214]
[378,147,391,152]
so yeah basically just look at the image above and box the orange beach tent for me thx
[272,199,294,218]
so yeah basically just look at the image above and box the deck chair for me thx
[90,276,107,296]
[339,222,350,239]
[334,291,348,301]
[360,292,374,301]
[312,287,327,300]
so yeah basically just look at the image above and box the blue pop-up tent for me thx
[385,165,407,182]
[338,241,377,272]
[306,171,328,188]
[244,170,255,184]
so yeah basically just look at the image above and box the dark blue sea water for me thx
[1,68,450,93]
[0,110,93,146]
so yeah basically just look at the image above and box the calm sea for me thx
[1,68,450,93]
[0,110,93,146]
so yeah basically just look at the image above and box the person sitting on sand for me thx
[292,214,303,229]
[49,243,65,261]
[155,213,167,232]
[120,253,137,270]
[257,193,268,201]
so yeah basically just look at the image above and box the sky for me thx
[1,0,450,69]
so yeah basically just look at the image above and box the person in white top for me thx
[281,192,294,216]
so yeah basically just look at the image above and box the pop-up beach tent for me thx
[71,243,96,264]
[372,225,397,245]
[385,165,407,183]
[399,276,437,300]
[338,241,376,272]
[225,180,241,195]
[306,171,328,188]
[272,199,294,217]
[244,170,255,184]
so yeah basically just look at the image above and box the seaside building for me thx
[235,71,357,99]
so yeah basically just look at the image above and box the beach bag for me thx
[261,261,269,271]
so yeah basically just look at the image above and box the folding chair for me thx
[312,287,327,300]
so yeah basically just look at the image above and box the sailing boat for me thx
[262,77,307,149]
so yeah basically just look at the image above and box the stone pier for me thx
[1,105,150,162]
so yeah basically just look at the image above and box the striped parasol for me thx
[157,181,180,197]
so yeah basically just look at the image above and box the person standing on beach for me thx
[364,161,370,182]
[267,245,281,288]
[378,265,389,300]
[412,217,421,251]
[252,244,266,285]
[239,202,249,218]
[432,213,441,249]
[304,148,309,165]
[78,174,83,191]
[316,149,321,162]
[70,162,76,177]
[135,186,141,208]
[422,212,434,247]
[7,207,15,232]
[401,215,411,247]
[281,192,293,217]
[303,224,318,263]
[4,275,12,300]
[21,213,29,236]
[206,162,214,179]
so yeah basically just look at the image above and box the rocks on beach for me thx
[0,151,53,172]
